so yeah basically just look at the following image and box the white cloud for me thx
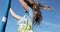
[44,22,60,27]
[39,21,60,32]
[42,21,60,28]
[57,16,60,19]
[40,30,52,32]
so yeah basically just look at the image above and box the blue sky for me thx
[0,0,60,32]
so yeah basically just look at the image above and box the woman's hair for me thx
[24,0,42,25]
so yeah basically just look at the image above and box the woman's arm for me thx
[10,8,22,20]
[19,0,30,12]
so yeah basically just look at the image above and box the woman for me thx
[10,0,52,32]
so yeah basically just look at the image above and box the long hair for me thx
[24,0,43,25]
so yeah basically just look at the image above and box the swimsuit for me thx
[17,8,34,32]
